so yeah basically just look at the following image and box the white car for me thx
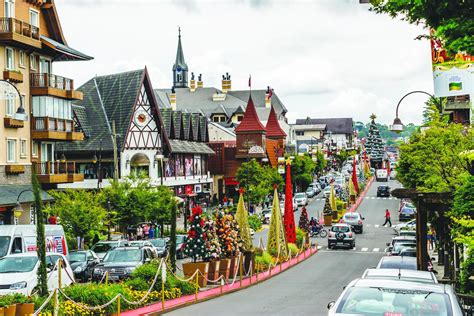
[393,218,416,232]
[294,193,308,206]
[0,253,74,295]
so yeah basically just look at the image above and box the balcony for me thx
[0,18,41,49]
[30,73,83,100]
[33,161,84,184]
[31,116,84,141]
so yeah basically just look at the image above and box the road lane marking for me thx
[374,224,380,228]
[371,197,375,199]
[373,248,380,252]
[318,246,323,250]
[361,247,368,251]
[352,247,357,251]
[366,224,371,227]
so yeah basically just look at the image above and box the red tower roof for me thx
[266,105,286,138]
[235,95,266,133]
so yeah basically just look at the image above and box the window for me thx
[30,54,36,70]
[32,96,72,120]
[29,9,39,28]
[32,141,37,157]
[213,117,219,122]
[219,117,226,122]
[5,96,14,117]
[5,47,14,70]
[4,0,15,18]
[296,131,304,136]
[237,115,243,122]
[6,139,16,162]
[20,139,26,158]
[18,50,24,67]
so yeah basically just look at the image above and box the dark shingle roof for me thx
[168,140,214,154]
[0,185,53,206]
[295,118,353,134]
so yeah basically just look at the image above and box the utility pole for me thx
[112,120,119,183]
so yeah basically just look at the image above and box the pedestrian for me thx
[149,225,155,239]
[429,225,437,250]
[137,225,143,240]
[382,209,392,227]
[48,214,57,224]
[143,224,150,239]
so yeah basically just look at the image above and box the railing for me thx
[32,161,77,175]
[30,73,74,91]
[0,17,40,40]
[32,116,73,132]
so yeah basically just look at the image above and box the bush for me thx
[287,243,299,256]
[0,293,30,307]
[295,227,307,249]
[255,251,273,270]
[336,199,345,211]
[248,214,262,231]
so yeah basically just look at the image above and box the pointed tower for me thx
[172,28,188,88]
[265,105,286,147]
[235,96,267,158]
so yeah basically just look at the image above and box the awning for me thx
[40,36,93,62]
[168,139,215,155]
[0,184,53,207]
[224,177,239,186]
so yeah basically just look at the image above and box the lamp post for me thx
[390,90,441,132]
[14,189,34,224]
[154,149,165,185]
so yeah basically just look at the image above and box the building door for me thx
[41,143,55,174]
[39,58,51,87]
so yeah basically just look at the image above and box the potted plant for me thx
[215,212,240,279]
[182,205,210,288]
[204,218,222,284]
[322,196,333,226]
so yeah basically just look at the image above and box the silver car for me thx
[327,278,463,315]
[328,223,355,249]
[294,193,308,206]
[361,268,438,283]
[340,212,364,233]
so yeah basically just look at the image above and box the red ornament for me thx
[239,187,245,194]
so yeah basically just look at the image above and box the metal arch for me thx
[395,90,441,119]
[0,79,23,108]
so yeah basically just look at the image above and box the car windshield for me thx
[393,243,416,253]
[150,239,166,247]
[0,236,11,258]
[92,242,117,253]
[344,214,359,220]
[103,249,141,263]
[68,252,86,263]
[0,256,38,273]
[306,188,313,192]
[294,193,305,199]
[331,226,350,233]
[176,236,186,244]
[128,241,144,247]
[337,287,451,315]
[380,259,417,270]
[402,208,416,214]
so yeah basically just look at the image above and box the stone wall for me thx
[0,165,32,185]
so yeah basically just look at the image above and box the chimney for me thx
[170,87,176,110]
[265,86,272,108]
[189,72,196,92]
[221,72,231,93]
[197,73,203,88]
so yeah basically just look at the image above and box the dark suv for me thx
[92,246,156,281]
[376,185,391,197]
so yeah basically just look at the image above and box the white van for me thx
[375,169,388,182]
[0,225,68,258]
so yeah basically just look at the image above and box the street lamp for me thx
[154,149,165,185]
[14,189,34,224]
[390,90,441,133]
[0,80,25,121]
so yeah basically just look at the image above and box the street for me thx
[167,179,403,315]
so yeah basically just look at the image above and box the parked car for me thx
[128,240,159,257]
[376,185,390,197]
[91,240,130,261]
[399,207,416,221]
[340,212,364,233]
[176,235,188,259]
[399,247,417,257]
[393,218,416,232]
[149,238,169,258]
[92,246,156,281]
[398,230,417,237]
[388,242,417,256]
[386,236,417,254]
[305,186,316,198]
[294,193,308,206]
[361,268,437,283]
[280,198,297,211]
[375,169,388,181]
[68,250,100,282]
[327,278,463,315]
[312,182,322,194]
[376,255,417,270]
[323,186,331,197]
[328,223,355,249]
[0,253,74,295]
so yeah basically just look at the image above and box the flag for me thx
[352,157,359,194]
[348,175,355,196]
[329,184,337,211]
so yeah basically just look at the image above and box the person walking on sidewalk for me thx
[382,209,392,227]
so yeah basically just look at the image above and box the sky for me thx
[54,0,434,125]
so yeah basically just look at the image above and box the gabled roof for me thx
[234,96,266,133]
[295,118,353,134]
[41,36,93,62]
[265,106,286,138]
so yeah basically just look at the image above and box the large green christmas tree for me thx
[267,187,288,258]
[184,205,209,262]
[365,114,385,167]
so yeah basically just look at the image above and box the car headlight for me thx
[74,266,83,273]
[125,267,136,274]
[10,281,27,290]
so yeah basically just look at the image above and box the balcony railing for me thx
[33,161,77,175]
[30,73,74,90]
[32,116,73,132]
[0,17,40,40]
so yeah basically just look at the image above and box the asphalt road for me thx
[166,179,403,316]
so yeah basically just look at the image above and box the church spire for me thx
[173,27,188,88]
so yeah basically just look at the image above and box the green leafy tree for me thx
[46,190,106,248]
[290,154,316,192]
[370,0,474,55]
[313,151,327,176]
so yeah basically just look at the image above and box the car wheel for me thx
[328,243,332,249]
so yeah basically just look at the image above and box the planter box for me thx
[182,261,209,288]
[207,259,220,284]
[3,70,23,83]
[229,256,238,278]
[5,305,16,316]
[16,303,34,316]
[4,117,24,128]
[323,214,332,226]
[332,210,338,220]
[5,165,25,174]
[218,258,230,281]
[243,251,255,275]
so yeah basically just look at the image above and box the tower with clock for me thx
[173,27,188,89]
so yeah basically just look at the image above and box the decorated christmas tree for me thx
[234,188,252,251]
[204,219,221,260]
[267,186,288,258]
[298,207,310,232]
[215,212,239,258]
[323,195,333,216]
[184,205,209,262]
[365,113,385,167]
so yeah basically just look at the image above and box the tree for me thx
[32,172,47,296]
[46,190,106,248]
[370,0,474,55]
[298,207,310,232]
[235,190,252,251]
[365,114,385,167]
[215,212,240,258]
[290,154,316,192]
[333,150,350,170]
[184,205,208,262]
[397,123,473,192]
[313,151,327,176]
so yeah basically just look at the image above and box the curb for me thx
[121,247,318,316]
[348,177,374,213]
